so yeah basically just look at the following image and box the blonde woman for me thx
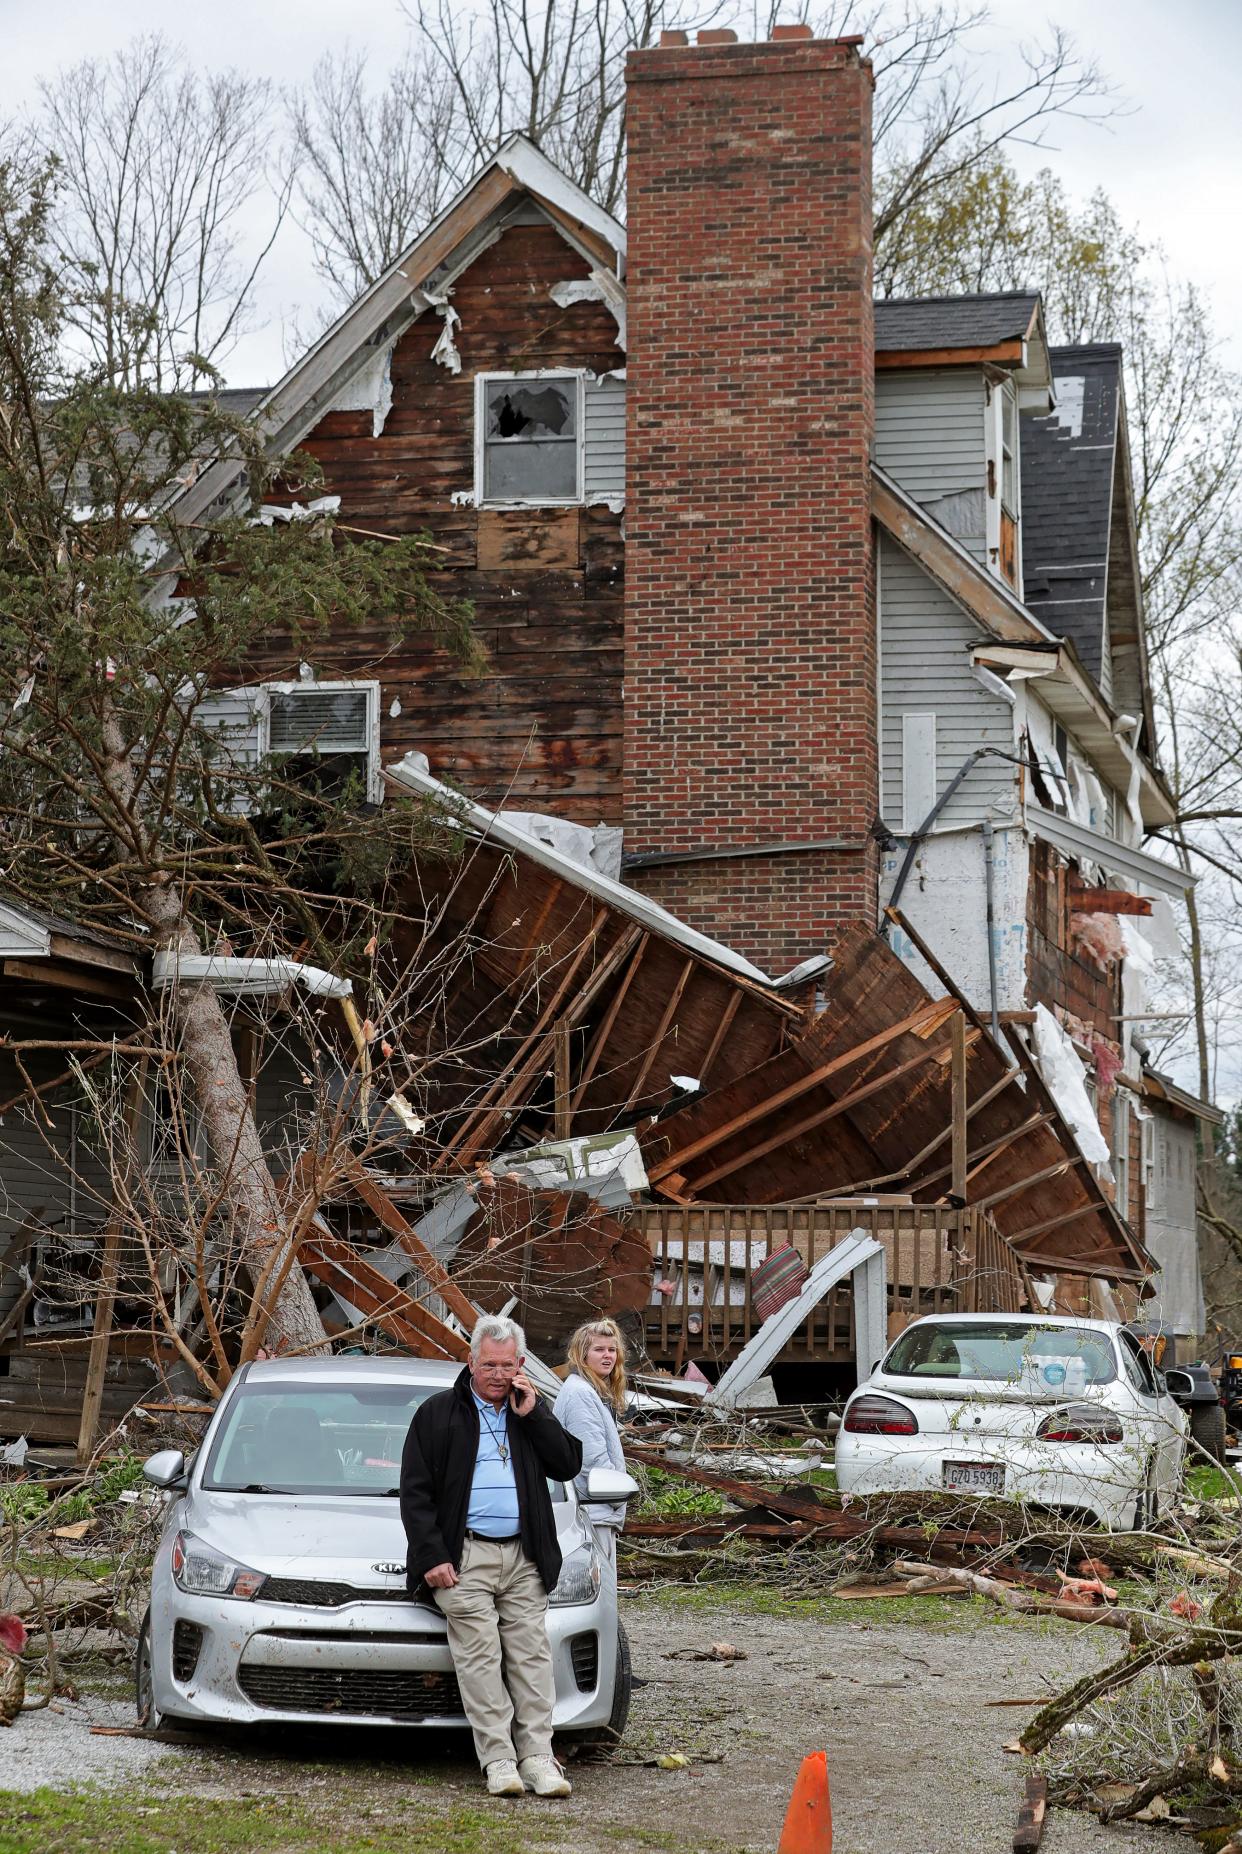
[554,1319,629,1555]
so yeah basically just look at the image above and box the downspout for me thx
[884,746,999,925]
[982,818,1001,1044]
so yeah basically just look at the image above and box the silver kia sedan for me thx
[136,1357,636,1744]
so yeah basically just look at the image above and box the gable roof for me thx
[150,137,625,578]
[874,291,1042,353]
[1020,344,1122,682]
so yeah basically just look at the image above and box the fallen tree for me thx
[0,151,479,1353]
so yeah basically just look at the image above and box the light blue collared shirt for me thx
[466,1389,520,1537]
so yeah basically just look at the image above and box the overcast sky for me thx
[5,0,1239,385]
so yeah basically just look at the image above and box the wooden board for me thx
[477,508,581,571]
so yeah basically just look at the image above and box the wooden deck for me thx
[634,1199,1025,1370]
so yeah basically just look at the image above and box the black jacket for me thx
[400,1367,582,1597]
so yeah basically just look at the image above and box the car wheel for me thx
[135,1610,166,1731]
[1189,1402,1227,1466]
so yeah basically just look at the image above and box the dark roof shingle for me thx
[1020,344,1122,681]
[873,291,1041,353]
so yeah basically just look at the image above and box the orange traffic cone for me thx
[776,1749,832,1853]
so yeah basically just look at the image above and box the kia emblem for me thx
[373,1562,406,1575]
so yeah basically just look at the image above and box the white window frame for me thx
[258,680,383,804]
[1139,1106,1157,1213]
[474,369,586,508]
[1112,1089,1132,1222]
[984,375,1022,594]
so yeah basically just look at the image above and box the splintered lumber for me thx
[624,1444,1005,1547]
[299,1232,468,1360]
[1068,888,1152,915]
[335,1153,482,1330]
[1013,1773,1047,1852]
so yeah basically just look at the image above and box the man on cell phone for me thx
[399,1314,582,1797]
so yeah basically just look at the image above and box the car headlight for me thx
[171,1530,266,1600]
[549,1545,602,1607]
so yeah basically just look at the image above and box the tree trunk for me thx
[100,710,326,1355]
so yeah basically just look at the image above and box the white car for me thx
[136,1357,637,1742]
[835,1314,1187,1529]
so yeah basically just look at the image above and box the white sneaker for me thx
[518,1754,572,1797]
[485,1760,525,1796]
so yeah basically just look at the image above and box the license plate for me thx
[941,1460,1005,1495]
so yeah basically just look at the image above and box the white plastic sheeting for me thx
[1030,1004,1110,1166]
[329,345,395,437]
[499,810,624,882]
[427,293,462,373]
[1119,915,1158,1071]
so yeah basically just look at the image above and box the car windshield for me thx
[883,1322,1117,1389]
[203,1382,439,1496]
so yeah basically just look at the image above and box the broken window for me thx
[478,373,581,504]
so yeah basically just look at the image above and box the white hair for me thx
[470,1314,526,1359]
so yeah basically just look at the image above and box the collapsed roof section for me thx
[638,914,1150,1282]
[385,761,1151,1283]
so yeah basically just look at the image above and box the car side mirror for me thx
[142,1448,187,1490]
[584,1467,639,1504]
[1163,1369,1194,1398]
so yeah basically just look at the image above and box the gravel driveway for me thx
[0,1589,1147,1853]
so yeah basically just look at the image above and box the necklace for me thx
[479,1401,510,1467]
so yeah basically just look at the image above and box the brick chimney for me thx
[623,30,877,976]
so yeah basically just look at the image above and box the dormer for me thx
[873,291,1053,596]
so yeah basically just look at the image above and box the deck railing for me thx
[632,1199,1026,1370]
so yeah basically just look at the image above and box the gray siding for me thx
[1144,1113,1203,1336]
[583,373,625,505]
[194,686,265,769]
[876,369,988,561]
[879,532,1016,830]
[0,1059,115,1328]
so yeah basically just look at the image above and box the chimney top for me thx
[657,23,839,50]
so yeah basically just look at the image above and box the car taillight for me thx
[1036,1405,1123,1445]
[843,1394,918,1436]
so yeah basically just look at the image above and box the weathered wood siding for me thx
[878,531,1015,830]
[246,216,626,823]
[875,368,987,561]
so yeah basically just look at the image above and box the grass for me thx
[637,1578,1029,1631]
[1186,1462,1242,1503]
[0,1789,554,1854]
[0,1785,742,1854]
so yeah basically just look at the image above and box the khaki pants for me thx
[433,1536,555,1769]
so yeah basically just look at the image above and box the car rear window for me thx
[883,1322,1117,1388]
[204,1382,438,1496]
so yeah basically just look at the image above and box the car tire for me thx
[563,1621,632,1755]
[1189,1402,1227,1466]
[136,1609,192,1734]
[135,1610,167,1732]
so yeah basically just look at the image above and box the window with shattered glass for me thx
[479,373,580,502]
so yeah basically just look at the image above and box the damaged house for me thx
[0,27,1217,1440]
